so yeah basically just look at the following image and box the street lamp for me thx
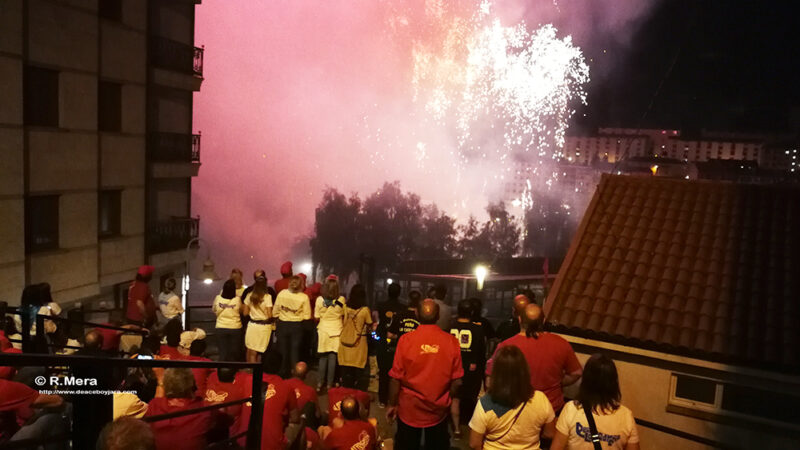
[474,265,488,292]
[184,237,221,328]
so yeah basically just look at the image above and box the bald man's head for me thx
[340,396,360,420]
[85,330,104,350]
[418,299,440,325]
[521,303,544,338]
[512,294,531,318]
[292,361,308,380]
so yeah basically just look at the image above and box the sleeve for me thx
[388,337,406,380]
[562,339,582,374]
[626,408,640,444]
[555,401,574,437]
[302,296,312,320]
[265,294,273,309]
[272,294,281,317]
[364,308,373,326]
[212,296,220,315]
[468,399,487,434]
[0,380,39,410]
[539,391,555,424]
[243,295,251,307]
[451,338,464,380]
[314,300,323,320]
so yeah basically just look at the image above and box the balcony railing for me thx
[148,217,199,254]
[149,132,201,163]
[194,45,204,77]
[150,36,204,77]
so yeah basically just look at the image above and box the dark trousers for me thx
[395,418,449,450]
[459,370,483,423]
[277,321,303,377]
[377,348,394,404]
[215,327,241,361]
[339,365,367,391]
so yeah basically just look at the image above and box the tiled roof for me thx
[545,174,800,373]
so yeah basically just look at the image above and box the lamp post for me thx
[184,237,221,328]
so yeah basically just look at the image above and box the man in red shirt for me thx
[486,303,582,413]
[273,262,293,295]
[387,299,463,450]
[0,378,63,441]
[326,375,370,426]
[205,368,249,414]
[146,368,215,449]
[185,339,212,396]
[321,397,377,450]
[126,265,157,327]
[233,351,299,449]
[284,362,319,424]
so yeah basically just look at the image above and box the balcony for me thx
[148,217,199,254]
[149,36,204,91]
[149,132,201,178]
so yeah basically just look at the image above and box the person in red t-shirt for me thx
[326,375,371,426]
[486,304,582,414]
[0,347,22,380]
[273,262,293,295]
[205,368,249,420]
[146,368,215,450]
[387,299,463,450]
[0,379,64,441]
[185,339,212,396]
[320,397,377,450]
[284,362,319,426]
[127,265,157,327]
[233,351,300,449]
[158,320,185,360]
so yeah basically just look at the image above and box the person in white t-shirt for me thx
[158,278,184,324]
[314,275,346,393]
[551,354,640,450]
[212,279,243,361]
[242,276,273,362]
[469,345,555,450]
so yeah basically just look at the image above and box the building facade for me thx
[0,0,203,306]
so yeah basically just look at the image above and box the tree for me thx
[310,188,362,276]
[455,202,521,260]
[414,204,457,259]
[359,182,424,272]
[522,194,575,257]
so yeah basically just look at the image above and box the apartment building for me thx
[0,0,203,306]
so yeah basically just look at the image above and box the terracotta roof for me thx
[545,174,800,373]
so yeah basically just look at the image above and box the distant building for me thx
[0,0,204,305]
[545,174,800,449]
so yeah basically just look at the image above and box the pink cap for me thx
[280,261,293,275]
[137,265,155,277]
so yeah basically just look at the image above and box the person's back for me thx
[146,368,213,450]
[323,397,377,450]
[327,385,370,425]
[429,284,452,331]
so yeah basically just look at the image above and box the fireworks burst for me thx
[368,0,590,219]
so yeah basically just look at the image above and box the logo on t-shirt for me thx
[420,344,440,354]
[295,389,301,399]
[350,430,371,450]
[576,422,621,446]
[205,389,229,403]
[265,383,276,400]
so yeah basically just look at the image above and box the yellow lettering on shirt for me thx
[420,344,440,354]
[265,384,276,400]
[350,430,371,450]
[205,389,229,403]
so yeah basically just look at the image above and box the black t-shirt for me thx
[473,316,496,340]
[376,300,404,339]
[496,319,520,343]
[450,320,486,372]
[391,309,419,338]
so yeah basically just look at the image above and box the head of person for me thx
[39,282,53,304]
[253,275,268,293]
[253,269,266,282]
[323,277,340,300]
[189,339,206,357]
[298,273,308,290]
[20,283,43,308]
[457,299,473,320]
[162,278,177,294]
[292,361,308,381]
[217,367,237,384]
[408,290,422,309]
[163,368,196,399]
[262,350,283,375]
[387,283,401,301]
[578,353,621,414]
[96,417,155,450]
[288,275,304,294]
[164,319,183,347]
[230,268,244,288]
[431,284,447,301]
[220,279,237,299]
[136,265,154,283]
[340,396,360,421]
[488,345,533,409]
[418,299,439,325]
[512,294,531,318]
[468,298,483,321]
[280,261,293,278]
[84,330,104,351]
[250,290,265,307]
[139,333,161,356]
[521,304,544,338]
[347,284,367,309]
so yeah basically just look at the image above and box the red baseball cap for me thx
[280,261,293,275]
[137,265,155,277]
[326,274,338,281]
[298,273,307,281]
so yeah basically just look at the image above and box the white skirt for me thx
[317,329,341,353]
[245,322,272,353]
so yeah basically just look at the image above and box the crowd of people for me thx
[0,261,641,450]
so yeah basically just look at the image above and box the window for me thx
[98,190,121,238]
[98,0,123,21]
[25,195,59,253]
[98,81,122,132]
[24,66,59,126]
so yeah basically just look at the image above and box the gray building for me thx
[0,0,204,306]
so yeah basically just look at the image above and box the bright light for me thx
[650,165,658,176]
[387,278,394,284]
[203,278,213,285]
[300,262,313,274]
[474,265,488,291]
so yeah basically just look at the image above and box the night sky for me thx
[575,0,800,133]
